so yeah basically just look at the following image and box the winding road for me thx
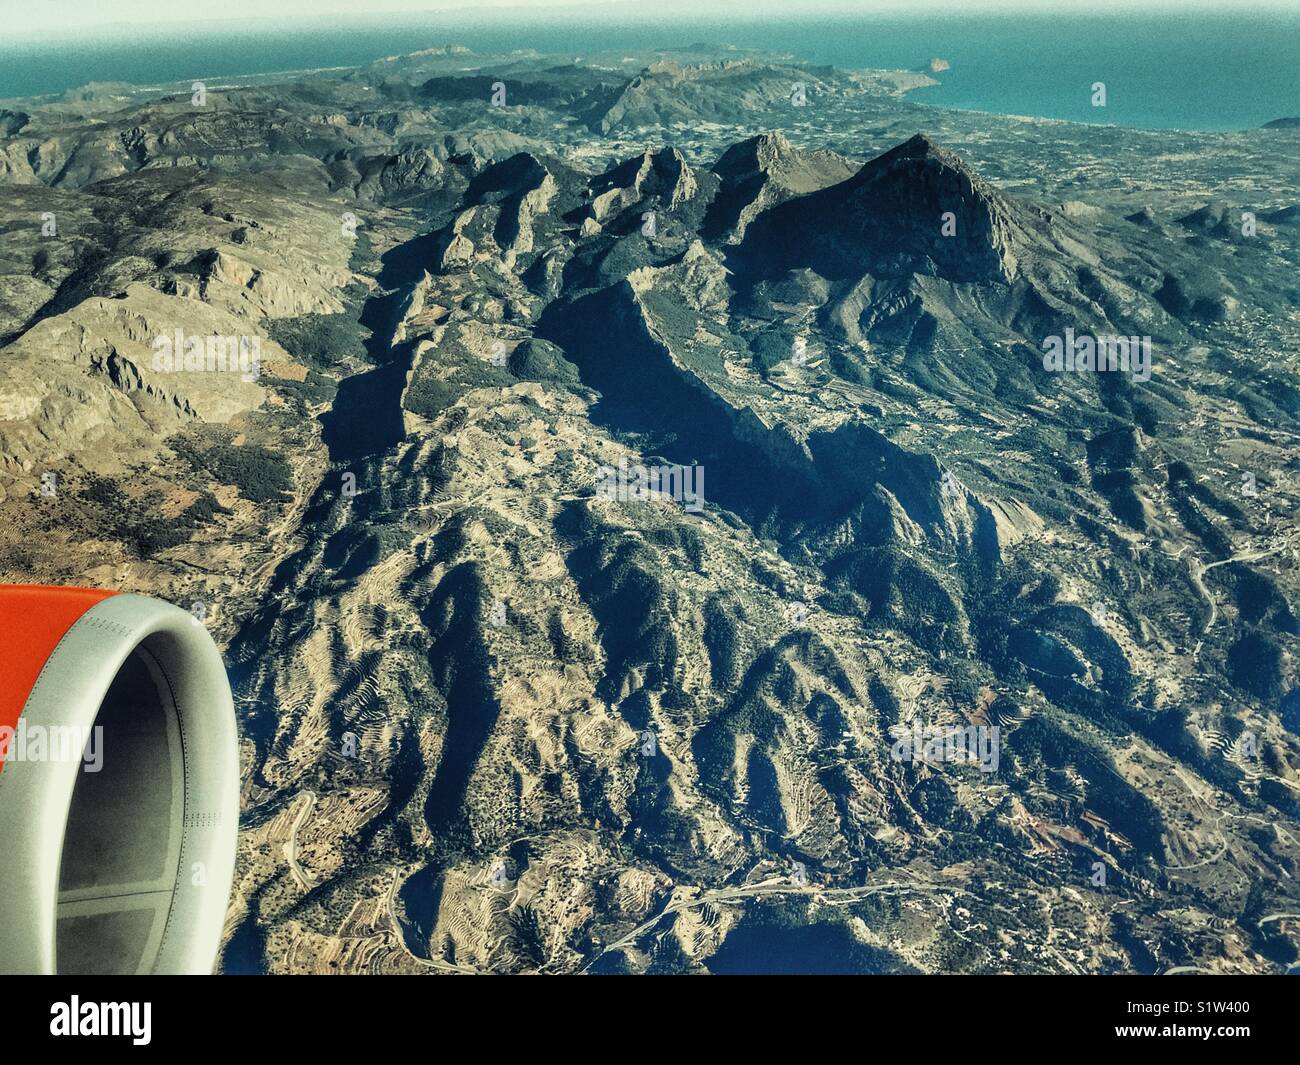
[580,876,970,974]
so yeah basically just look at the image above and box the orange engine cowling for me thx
[0,585,238,975]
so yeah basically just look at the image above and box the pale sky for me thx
[1,0,1286,39]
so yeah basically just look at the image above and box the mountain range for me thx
[1,43,1298,975]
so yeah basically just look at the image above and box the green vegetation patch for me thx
[78,474,231,558]
[170,434,294,504]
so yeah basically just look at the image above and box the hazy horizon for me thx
[1,1,1295,132]
[4,0,1296,42]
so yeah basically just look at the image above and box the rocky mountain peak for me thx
[841,133,1031,281]
[738,133,1043,283]
[708,131,856,242]
[589,146,698,222]
[712,130,796,180]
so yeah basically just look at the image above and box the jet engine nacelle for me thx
[0,586,238,975]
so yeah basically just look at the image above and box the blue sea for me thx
[1,8,1298,132]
